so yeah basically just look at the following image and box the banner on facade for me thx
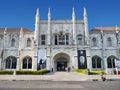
[78,50,87,69]
[116,59,120,70]
[37,49,46,70]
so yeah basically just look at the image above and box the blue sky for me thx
[0,0,120,31]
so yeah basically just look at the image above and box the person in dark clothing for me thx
[101,73,106,81]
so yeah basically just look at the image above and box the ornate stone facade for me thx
[0,8,120,74]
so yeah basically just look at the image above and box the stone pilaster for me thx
[47,8,51,45]
[72,8,77,45]
[16,57,20,70]
[86,47,91,70]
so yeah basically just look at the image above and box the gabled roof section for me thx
[91,27,120,31]
[0,28,33,33]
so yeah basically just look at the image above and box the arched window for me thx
[22,57,32,69]
[92,56,102,69]
[92,38,97,47]
[107,56,115,68]
[54,33,69,45]
[27,38,31,47]
[5,56,17,69]
[107,37,112,46]
[77,35,83,45]
[11,38,15,47]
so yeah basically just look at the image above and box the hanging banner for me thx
[37,49,46,70]
[116,59,120,70]
[78,50,87,69]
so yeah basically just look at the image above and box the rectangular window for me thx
[78,38,82,45]
[41,35,46,45]
[66,34,69,45]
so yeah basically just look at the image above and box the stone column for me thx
[74,56,78,69]
[46,47,51,71]
[16,57,20,70]
[33,46,38,70]
[47,8,51,45]
[104,57,108,73]
[86,48,91,70]
[33,56,37,70]
[46,56,50,70]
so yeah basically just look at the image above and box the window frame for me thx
[22,57,32,69]
[26,38,31,47]
[11,38,16,47]
[107,37,112,47]
[92,56,102,69]
[5,56,17,69]
[54,33,69,45]
[92,37,97,47]
[41,34,46,45]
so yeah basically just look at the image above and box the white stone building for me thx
[0,8,120,74]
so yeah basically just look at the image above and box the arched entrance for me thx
[54,53,70,71]
[57,58,67,71]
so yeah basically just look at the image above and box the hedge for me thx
[16,69,49,75]
[0,70,13,75]
[74,69,106,75]
[0,69,50,75]
[74,69,87,74]
[89,70,106,75]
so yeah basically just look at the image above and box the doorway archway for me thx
[54,53,70,71]
[57,57,67,71]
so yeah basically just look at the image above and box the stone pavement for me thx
[0,80,120,90]
[0,72,120,81]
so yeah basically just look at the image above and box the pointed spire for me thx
[48,8,51,20]
[48,8,51,15]
[72,7,75,16]
[83,7,89,45]
[116,25,119,33]
[34,8,40,45]
[4,27,7,35]
[35,8,40,23]
[84,7,87,17]
[72,7,76,45]
[19,27,24,50]
[72,7,75,21]
[36,8,39,17]
[20,27,23,33]
[116,25,118,31]
[20,27,23,38]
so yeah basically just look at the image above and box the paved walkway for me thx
[0,72,120,81]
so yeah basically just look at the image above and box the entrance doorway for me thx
[57,58,67,71]
[54,53,70,72]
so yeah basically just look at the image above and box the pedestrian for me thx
[101,72,106,81]
[68,67,70,72]
[51,68,53,72]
